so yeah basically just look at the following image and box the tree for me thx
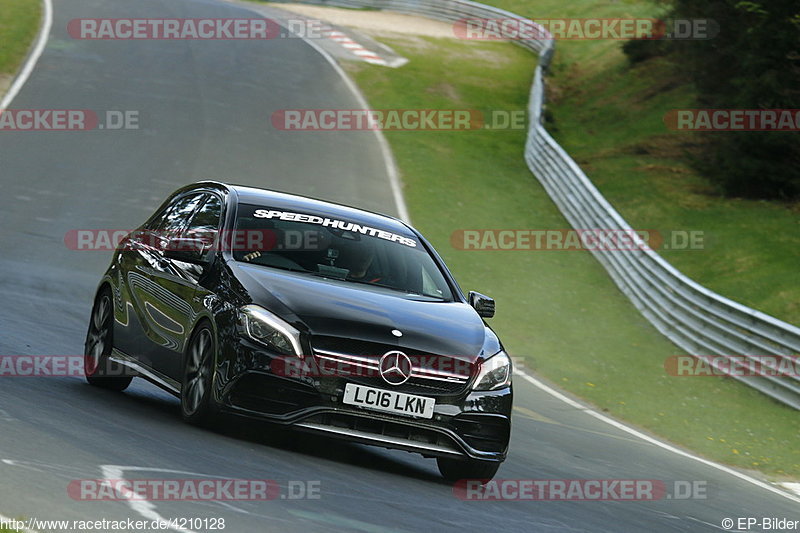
[626,0,800,199]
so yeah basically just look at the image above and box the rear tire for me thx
[84,287,132,391]
[437,457,500,483]
[181,323,218,426]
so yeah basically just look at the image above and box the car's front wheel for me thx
[181,323,218,426]
[437,457,501,483]
[84,287,132,391]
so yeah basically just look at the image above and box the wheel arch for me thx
[182,314,224,410]
[185,315,218,361]
[183,315,221,390]
[93,278,114,300]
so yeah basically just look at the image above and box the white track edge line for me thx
[272,1,799,504]
[0,1,51,529]
[16,0,792,514]
[514,369,800,504]
[0,0,52,109]
[306,40,410,222]
[237,1,410,222]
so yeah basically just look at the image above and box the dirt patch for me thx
[425,82,462,102]
[380,34,515,69]
[624,134,705,160]
[370,33,437,53]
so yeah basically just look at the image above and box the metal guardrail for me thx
[285,0,800,409]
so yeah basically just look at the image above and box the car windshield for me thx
[231,204,453,301]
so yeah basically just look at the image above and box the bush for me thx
[622,38,669,64]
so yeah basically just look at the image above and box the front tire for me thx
[84,287,132,391]
[437,457,501,483]
[181,323,218,426]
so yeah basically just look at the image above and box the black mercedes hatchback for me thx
[85,181,512,481]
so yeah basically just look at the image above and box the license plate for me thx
[343,383,435,419]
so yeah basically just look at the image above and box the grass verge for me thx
[481,0,800,339]
[343,34,800,479]
[0,0,41,89]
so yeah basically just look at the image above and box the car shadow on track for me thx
[220,414,444,484]
[69,379,444,485]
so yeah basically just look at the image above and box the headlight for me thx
[473,351,512,391]
[239,305,303,356]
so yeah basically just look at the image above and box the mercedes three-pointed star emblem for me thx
[379,350,412,385]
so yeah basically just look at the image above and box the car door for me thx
[120,192,206,377]
[156,192,224,379]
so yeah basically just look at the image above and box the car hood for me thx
[230,262,489,360]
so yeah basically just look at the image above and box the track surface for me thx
[0,0,796,531]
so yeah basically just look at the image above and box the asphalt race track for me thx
[0,0,797,531]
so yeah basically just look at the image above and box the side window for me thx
[184,195,223,241]
[153,194,205,237]
[421,268,439,298]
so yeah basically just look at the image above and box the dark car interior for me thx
[233,210,451,301]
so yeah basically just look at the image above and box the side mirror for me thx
[469,291,495,318]
[163,237,210,265]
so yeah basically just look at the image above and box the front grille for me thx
[311,336,473,396]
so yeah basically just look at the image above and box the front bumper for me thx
[216,339,512,462]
